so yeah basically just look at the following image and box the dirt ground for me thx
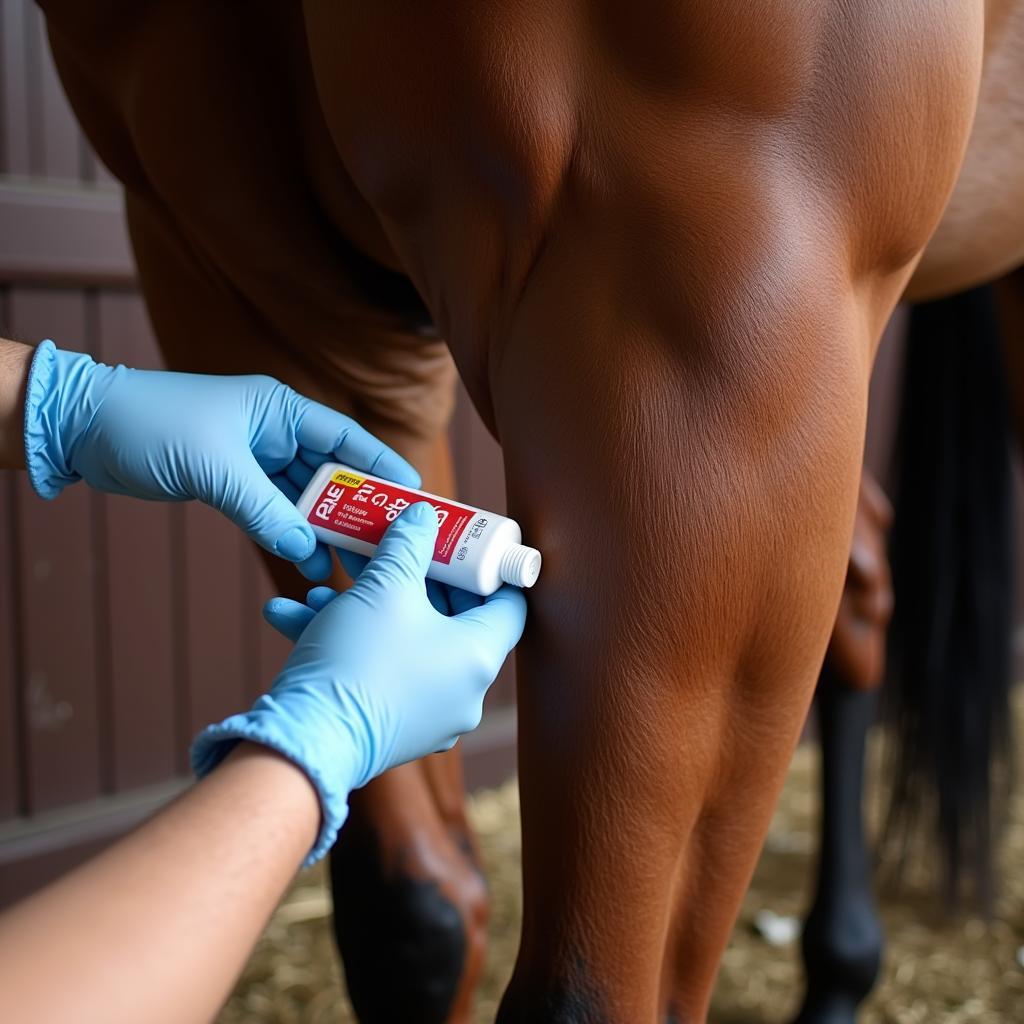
[220,713,1024,1023]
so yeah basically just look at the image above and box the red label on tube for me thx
[307,469,472,565]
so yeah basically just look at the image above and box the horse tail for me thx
[881,284,1015,910]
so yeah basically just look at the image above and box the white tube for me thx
[294,463,542,597]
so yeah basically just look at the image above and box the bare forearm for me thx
[0,743,319,1024]
[0,337,32,469]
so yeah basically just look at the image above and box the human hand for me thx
[23,340,417,578]
[191,502,527,863]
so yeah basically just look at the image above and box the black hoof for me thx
[329,831,472,1024]
[791,993,860,1024]
[795,900,883,1024]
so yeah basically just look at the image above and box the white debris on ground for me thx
[753,909,801,948]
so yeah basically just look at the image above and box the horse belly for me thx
[908,0,1024,301]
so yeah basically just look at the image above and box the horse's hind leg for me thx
[488,245,870,1022]
[793,473,892,1024]
[125,201,488,1024]
[794,673,883,1024]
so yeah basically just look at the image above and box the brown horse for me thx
[37,2,1024,1021]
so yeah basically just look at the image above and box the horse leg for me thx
[793,670,883,1024]
[124,199,488,1024]
[485,259,869,1023]
[329,757,486,1024]
[792,470,892,1024]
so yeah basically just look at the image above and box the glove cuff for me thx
[23,340,100,500]
[191,704,360,867]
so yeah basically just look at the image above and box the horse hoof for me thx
[329,827,486,1024]
[791,994,860,1024]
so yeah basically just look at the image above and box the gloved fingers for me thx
[271,472,302,505]
[209,454,317,562]
[265,467,333,579]
[283,457,317,493]
[296,542,334,581]
[293,399,421,488]
[356,502,438,588]
[263,596,317,642]
[426,579,452,615]
[297,446,332,470]
[338,548,370,582]
[457,699,486,736]
[445,586,484,616]
[452,584,528,673]
[305,586,340,612]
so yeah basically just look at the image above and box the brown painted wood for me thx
[0,282,19,823]
[253,553,290,704]
[181,502,248,745]
[35,6,79,178]
[21,0,42,175]
[21,3,76,180]
[0,183,135,285]
[94,291,179,790]
[83,147,119,188]
[8,287,102,812]
[0,467,20,821]
[0,0,31,175]
[238,547,261,705]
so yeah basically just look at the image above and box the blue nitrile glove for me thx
[22,340,418,579]
[190,502,528,865]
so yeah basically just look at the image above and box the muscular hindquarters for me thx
[307,0,978,1012]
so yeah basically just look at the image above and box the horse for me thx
[36,1,1024,1020]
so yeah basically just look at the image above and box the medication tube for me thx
[294,463,542,597]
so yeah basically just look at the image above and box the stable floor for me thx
[219,706,1024,1024]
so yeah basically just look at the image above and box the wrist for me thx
[0,338,33,470]
[220,742,321,852]
[23,340,99,499]
[190,694,364,866]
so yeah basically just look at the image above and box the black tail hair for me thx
[882,285,1015,910]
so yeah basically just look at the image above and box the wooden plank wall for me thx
[0,290,18,821]
[0,0,515,905]
[9,289,103,812]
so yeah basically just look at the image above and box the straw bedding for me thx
[220,700,1024,1023]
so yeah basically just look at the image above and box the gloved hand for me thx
[23,340,418,579]
[191,502,528,864]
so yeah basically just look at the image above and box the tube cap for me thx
[498,543,542,589]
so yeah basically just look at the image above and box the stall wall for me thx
[0,0,514,906]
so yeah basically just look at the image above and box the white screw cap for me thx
[498,544,542,589]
